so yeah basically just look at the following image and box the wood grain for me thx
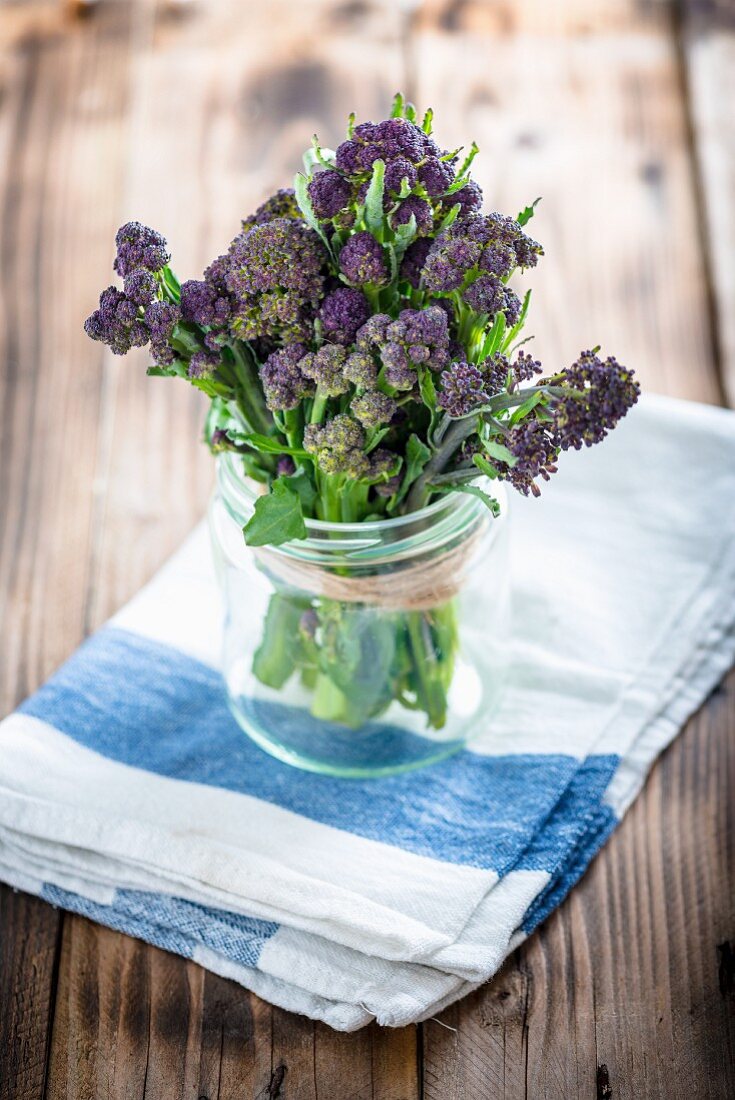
[413,0,735,1095]
[422,671,735,1098]
[681,0,735,404]
[0,0,733,1097]
[411,0,722,403]
[0,890,61,1100]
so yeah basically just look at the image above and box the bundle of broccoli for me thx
[85,95,639,731]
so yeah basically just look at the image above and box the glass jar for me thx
[209,454,510,777]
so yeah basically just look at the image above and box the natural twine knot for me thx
[253,522,489,612]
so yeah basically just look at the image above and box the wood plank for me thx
[0,887,62,1100]
[411,0,722,403]
[37,1,420,1095]
[681,1,735,403]
[414,1,734,1095]
[44,914,420,1099]
[423,669,735,1099]
[0,0,143,1094]
[1,1,732,1096]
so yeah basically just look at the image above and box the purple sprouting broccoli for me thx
[422,235,483,292]
[462,274,521,324]
[446,180,483,217]
[329,116,464,237]
[553,350,640,450]
[180,278,231,329]
[188,348,221,379]
[390,195,433,235]
[84,286,150,356]
[242,188,302,229]
[365,447,401,482]
[343,349,379,388]
[307,171,353,220]
[339,231,388,287]
[513,350,543,382]
[356,305,450,390]
[335,118,437,175]
[318,288,370,346]
[145,300,182,366]
[113,221,170,277]
[351,390,398,428]
[259,343,314,410]
[298,344,350,397]
[303,414,370,477]
[482,350,542,393]
[496,418,560,497]
[277,455,297,478]
[492,351,639,495]
[226,218,328,343]
[418,157,455,197]
[437,361,490,417]
[399,237,433,288]
[123,269,158,307]
[421,212,542,314]
[384,157,419,195]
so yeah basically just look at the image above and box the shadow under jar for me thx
[209,454,511,777]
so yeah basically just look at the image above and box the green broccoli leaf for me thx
[421,107,434,134]
[508,390,544,426]
[243,478,307,547]
[394,433,431,506]
[502,289,532,353]
[405,432,431,481]
[455,141,480,179]
[479,311,507,359]
[472,453,499,479]
[293,172,331,251]
[482,439,518,466]
[441,482,502,517]
[517,197,541,227]
[391,212,417,264]
[390,92,404,118]
[160,265,181,303]
[418,366,437,411]
[146,364,180,378]
[363,160,386,235]
[303,137,336,175]
[238,432,309,458]
[282,466,317,510]
[436,203,462,234]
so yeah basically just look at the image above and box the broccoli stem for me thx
[310,390,328,424]
[229,342,273,436]
[282,407,303,451]
[404,416,479,512]
[406,611,450,729]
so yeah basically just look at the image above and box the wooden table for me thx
[1,1,733,1096]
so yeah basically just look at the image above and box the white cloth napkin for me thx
[0,394,733,1030]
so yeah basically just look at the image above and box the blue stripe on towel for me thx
[521,805,617,932]
[21,627,619,873]
[42,884,279,967]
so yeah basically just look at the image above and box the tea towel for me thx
[1,394,733,1030]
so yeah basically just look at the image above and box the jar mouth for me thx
[215,452,506,565]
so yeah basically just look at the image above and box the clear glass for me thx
[209,454,510,777]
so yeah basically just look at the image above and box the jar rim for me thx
[215,451,506,565]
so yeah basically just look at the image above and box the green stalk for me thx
[310,390,328,424]
[316,472,343,522]
[229,342,273,436]
[340,481,369,522]
[404,416,478,512]
[406,611,449,729]
[282,407,303,451]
